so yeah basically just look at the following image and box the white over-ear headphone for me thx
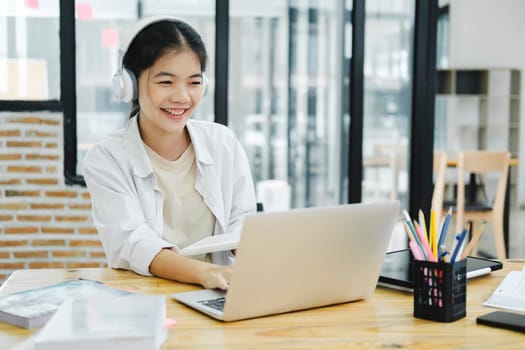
[112,15,208,103]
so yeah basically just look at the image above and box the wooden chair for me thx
[431,151,447,228]
[367,143,408,201]
[453,151,510,259]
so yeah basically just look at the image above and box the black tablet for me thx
[378,248,503,291]
[477,311,525,333]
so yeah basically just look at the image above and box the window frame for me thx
[0,0,80,184]
[0,0,437,218]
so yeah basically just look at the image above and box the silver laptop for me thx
[172,201,400,321]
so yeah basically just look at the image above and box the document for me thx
[484,266,525,313]
[180,232,240,256]
[34,294,167,350]
[0,279,134,329]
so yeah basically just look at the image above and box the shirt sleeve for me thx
[83,144,175,276]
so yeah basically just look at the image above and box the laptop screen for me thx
[378,249,503,291]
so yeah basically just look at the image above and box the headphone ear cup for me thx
[112,72,124,101]
[201,74,209,97]
[112,68,137,103]
[120,68,137,103]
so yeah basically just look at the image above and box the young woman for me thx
[83,16,256,290]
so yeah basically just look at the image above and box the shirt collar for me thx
[123,115,153,178]
[186,119,214,166]
[123,116,215,178]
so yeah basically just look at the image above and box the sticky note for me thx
[24,0,40,9]
[76,3,93,20]
[101,28,119,47]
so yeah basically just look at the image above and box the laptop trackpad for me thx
[173,289,227,316]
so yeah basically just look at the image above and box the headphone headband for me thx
[119,15,182,56]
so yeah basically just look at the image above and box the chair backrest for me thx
[371,142,408,200]
[431,151,447,226]
[455,151,510,233]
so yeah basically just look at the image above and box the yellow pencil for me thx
[430,210,437,258]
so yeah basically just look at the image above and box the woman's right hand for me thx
[149,248,233,289]
[198,264,232,290]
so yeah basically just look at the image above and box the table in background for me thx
[1,264,524,349]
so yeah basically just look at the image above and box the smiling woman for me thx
[82,16,257,291]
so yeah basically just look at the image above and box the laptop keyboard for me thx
[198,297,225,311]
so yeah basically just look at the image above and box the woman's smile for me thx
[161,107,188,120]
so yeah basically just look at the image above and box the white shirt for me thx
[83,116,256,276]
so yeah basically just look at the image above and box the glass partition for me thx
[228,0,345,210]
[361,0,415,211]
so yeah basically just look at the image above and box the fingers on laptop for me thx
[201,265,232,290]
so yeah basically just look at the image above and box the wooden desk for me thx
[1,264,524,349]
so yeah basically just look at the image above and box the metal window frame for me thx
[0,0,79,184]
[408,0,438,218]
[0,0,438,212]
[347,0,438,217]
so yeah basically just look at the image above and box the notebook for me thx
[378,248,503,292]
[172,200,400,321]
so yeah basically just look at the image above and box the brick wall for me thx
[0,112,106,283]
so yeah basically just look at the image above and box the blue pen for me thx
[439,246,449,263]
[450,228,468,263]
[437,208,452,259]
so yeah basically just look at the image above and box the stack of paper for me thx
[34,294,167,350]
[0,279,133,329]
[484,266,525,313]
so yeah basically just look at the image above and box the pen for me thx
[450,227,468,263]
[439,244,449,262]
[449,222,469,263]
[437,207,452,259]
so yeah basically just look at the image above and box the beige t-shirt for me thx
[144,143,215,261]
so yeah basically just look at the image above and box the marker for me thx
[467,267,491,279]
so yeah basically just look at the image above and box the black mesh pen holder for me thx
[413,259,467,322]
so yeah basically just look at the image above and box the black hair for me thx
[123,19,208,118]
